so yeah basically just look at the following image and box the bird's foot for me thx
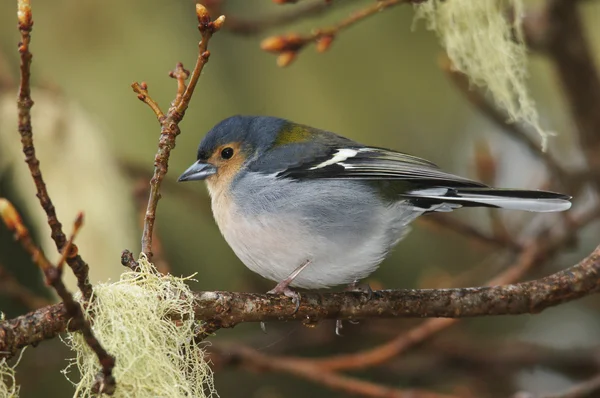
[345,279,374,301]
[261,260,312,333]
[335,280,373,335]
[267,283,302,313]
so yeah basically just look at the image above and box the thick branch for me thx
[2,241,598,355]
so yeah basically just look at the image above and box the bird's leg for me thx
[267,259,311,313]
[261,260,311,333]
[336,279,373,336]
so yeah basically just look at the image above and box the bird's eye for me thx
[220,147,234,160]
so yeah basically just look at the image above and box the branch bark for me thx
[16,0,93,300]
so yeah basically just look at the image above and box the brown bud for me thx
[316,35,334,53]
[17,0,32,27]
[277,51,297,67]
[261,36,287,53]
[0,198,26,237]
[196,3,211,26]
[212,15,226,31]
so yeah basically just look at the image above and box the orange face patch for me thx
[205,142,246,198]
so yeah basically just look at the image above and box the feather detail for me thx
[279,146,484,188]
[404,188,572,212]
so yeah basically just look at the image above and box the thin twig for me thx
[0,199,116,394]
[16,0,93,300]
[134,5,224,259]
[261,0,409,66]
[204,0,344,36]
[131,81,165,121]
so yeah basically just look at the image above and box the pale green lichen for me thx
[63,256,217,398]
[414,0,552,149]
[0,314,20,398]
[0,358,19,398]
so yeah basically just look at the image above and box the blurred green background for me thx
[1,1,599,397]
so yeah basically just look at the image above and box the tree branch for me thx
[2,225,598,356]
[204,0,343,36]
[16,0,93,301]
[0,199,116,394]
[132,5,224,258]
[261,0,410,66]
[542,0,600,190]
[439,55,570,187]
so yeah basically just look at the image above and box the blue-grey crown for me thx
[197,115,288,161]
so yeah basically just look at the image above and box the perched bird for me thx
[178,115,571,302]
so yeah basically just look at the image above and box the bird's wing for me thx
[277,146,486,188]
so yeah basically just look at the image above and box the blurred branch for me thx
[16,0,93,301]
[2,206,598,355]
[538,0,600,191]
[132,5,224,259]
[440,55,570,186]
[0,199,116,395]
[0,261,51,310]
[261,0,410,66]
[375,340,600,380]
[211,344,459,398]
[203,0,344,35]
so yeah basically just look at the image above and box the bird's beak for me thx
[177,161,217,182]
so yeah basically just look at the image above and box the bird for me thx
[178,115,571,304]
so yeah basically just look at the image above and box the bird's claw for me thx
[346,280,374,301]
[267,285,301,314]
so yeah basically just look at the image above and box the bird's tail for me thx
[403,187,572,213]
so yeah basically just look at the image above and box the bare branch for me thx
[131,81,165,121]
[204,0,341,36]
[16,0,93,300]
[134,5,224,258]
[0,199,116,394]
[540,0,600,190]
[261,0,409,66]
